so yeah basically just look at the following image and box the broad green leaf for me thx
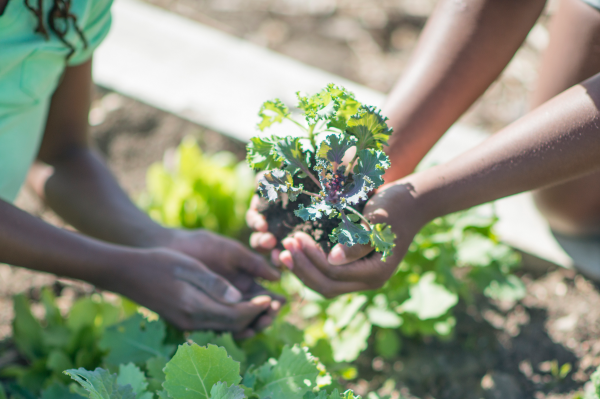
[297,84,360,128]
[329,313,371,363]
[163,343,241,399]
[275,137,312,177]
[252,345,319,399]
[330,216,370,247]
[67,297,120,333]
[346,106,392,151]
[400,272,458,320]
[12,294,45,361]
[247,136,284,171]
[210,382,245,399]
[99,314,174,367]
[40,288,64,328]
[64,368,135,399]
[295,202,335,222]
[188,332,247,367]
[258,169,303,202]
[117,363,150,398]
[258,99,290,131]
[374,329,401,360]
[316,133,356,165]
[483,274,526,302]
[157,390,172,399]
[590,366,600,399]
[146,356,168,383]
[39,383,85,399]
[366,306,402,328]
[0,384,5,399]
[370,223,396,262]
[46,349,73,373]
[326,295,368,330]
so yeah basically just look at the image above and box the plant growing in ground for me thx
[141,137,255,238]
[247,84,396,260]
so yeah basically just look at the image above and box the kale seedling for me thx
[247,84,396,261]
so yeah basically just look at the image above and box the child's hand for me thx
[278,183,426,298]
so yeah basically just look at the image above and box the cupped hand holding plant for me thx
[246,84,398,264]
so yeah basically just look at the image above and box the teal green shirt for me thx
[0,0,112,203]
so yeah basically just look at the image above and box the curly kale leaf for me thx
[258,169,303,202]
[370,223,396,262]
[275,136,313,176]
[295,202,335,221]
[297,84,361,128]
[351,149,390,188]
[258,99,291,131]
[317,133,356,166]
[346,106,392,151]
[330,214,370,247]
[247,135,284,171]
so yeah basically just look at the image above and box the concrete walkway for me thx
[93,0,573,268]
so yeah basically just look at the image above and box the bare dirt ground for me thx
[3,0,600,398]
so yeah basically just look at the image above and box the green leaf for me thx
[40,383,85,399]
[366,306,402,328]
[295,202,335,221]
[350,149,389,189]
[483,274,526,302]
[590,366,600,399]
[374,329,401,360]
[146,356,168,383]
[12,294,45,361]
[157,390,172,399]
[117,363,149,397]
[303,389,361,399]
[0,384,5,399]
[163,343,241,399]
[99,314,174,367]
[330,216,370,247]
[328,313,371,363]
[258,169,303,202]
[316,133,356,165]
[67,297,119,334]
[210,382,245,399]
[346,106,392,151]
[247,136,284,171]
[46,349,73,373]
[400,272,458,320]
[297,84,361,128]
[275,136,312,177]
[258,99,290,131]
[188,332,247,367]
[64,368,135,399]
[370,223,396,262]
[252,345,319,399]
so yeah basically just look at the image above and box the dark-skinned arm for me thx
[16,60,279,334]
[383,0,547,180]
[278,76,600,299]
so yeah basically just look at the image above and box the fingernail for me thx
[271,300,282,312]
[328,245,346,265]
[280,250,294,270]
[250,295,272,308]
[260,234,276,249]
[282,238,296,252]
[224,286,242,303]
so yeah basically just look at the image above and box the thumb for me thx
[174,264,242,304]
[327,243,374,265]
[231,242,280,281]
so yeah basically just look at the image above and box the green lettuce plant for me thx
[247,84,396,260]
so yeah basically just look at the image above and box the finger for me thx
[250,232,277,251]
[234,244,280,281]
[247,196,268,232]
[294,232,385,282]
[189,294,272,332]
[174,264,243,304]
[271,249,283,267]
[328,242,373,265]
[282,238,370,297]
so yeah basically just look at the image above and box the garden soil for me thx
[3,0,599,398]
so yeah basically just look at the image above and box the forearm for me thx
[0,198,135,289]
[29,147,172,248]
[406,77,600,223]
[384,0,546,180]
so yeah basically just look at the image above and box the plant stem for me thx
[346,206,372,231]
[345,153,359,176]
[308,124,317,148]
[302,167,322,187]
[302,190,320,198]
[285,116,309,133]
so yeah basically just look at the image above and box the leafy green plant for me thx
[247,84,396,260]
[270,207,524,363]
[141,137,255,238]
[64,343,360,399]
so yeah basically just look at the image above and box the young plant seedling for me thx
[247,84,396,261]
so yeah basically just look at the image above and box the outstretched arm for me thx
[282,74,600,297]
[384,0,546,180]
